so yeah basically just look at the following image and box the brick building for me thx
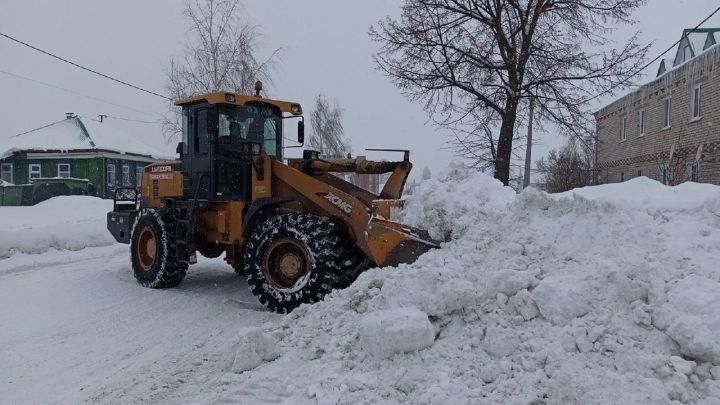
[595,29,720,185]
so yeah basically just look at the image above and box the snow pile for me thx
[359,308,435,358]
[184,169,720,404]
[0,196,116,258]
[229,328,281,373]
[397,165,516,241]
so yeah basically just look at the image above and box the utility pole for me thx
[523,97,535,189]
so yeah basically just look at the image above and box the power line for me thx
[0,68,161,118]
[0,31,171,100]
[583,5,720,104]
[103,114,160,124]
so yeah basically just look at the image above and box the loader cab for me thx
[175,91,303,202]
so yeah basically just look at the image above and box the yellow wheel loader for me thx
[107,84,439,312]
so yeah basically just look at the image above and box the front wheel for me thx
[130,209,188,288]
[244,212,344,313]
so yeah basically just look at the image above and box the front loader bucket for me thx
[365,218,440,267]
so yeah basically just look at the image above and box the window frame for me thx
[691,84,702,120]
[0,162,13,184]
[57,163,71,178]
[107,163,116,186]
[663,98,672,129]
[122,164,131,186]
[637,109,646,137]
[690,162,700,182]
[29,163,42,183]
[620,115,628,141]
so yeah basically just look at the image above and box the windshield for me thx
[218,103,282,157]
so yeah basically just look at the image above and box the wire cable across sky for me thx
[0,31,171,100]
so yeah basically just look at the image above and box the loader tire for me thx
[130,209,188,288]
[333,245,373,290]
[244,212,344,313]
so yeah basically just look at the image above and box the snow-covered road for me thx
[0,245,276,405]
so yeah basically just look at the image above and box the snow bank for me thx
[183,170,720,404]
[0,196,116,258]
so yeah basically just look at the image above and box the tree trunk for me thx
[494,100,518,186]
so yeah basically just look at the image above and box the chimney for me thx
[65,112,75,120]
[98,114,107,123]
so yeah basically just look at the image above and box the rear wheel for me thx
[130,209,188,288]
[244,212,344,313]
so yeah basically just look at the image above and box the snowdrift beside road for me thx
[0,196,115,259]
[189,171,720,404]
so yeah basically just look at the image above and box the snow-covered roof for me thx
[663,28,720,76]
[0,117,175,160]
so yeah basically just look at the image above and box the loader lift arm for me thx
[269,153,439,267]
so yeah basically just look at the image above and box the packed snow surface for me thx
[3,170,720,404]
[0,196,115,258]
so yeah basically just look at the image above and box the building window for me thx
[690,162,699,182]
[107,164,116,186]
[620,172,625,182]
[638,110,645,137]
[0,163,13,184]
[691,85,702,120]
[662,167,668,185]
[29,164,42,183]
[663,98,672,128]
[122,165,130,186]
[620,116,627,141]
[136,166,144,188]
[638,170,642,177]
[57,163,71,178]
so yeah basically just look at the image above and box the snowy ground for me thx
[2,174,720,404]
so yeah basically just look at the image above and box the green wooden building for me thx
[0,115,173,200]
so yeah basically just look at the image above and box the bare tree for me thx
[163,0,280,140]
[370,0,650,185]
[536,137,594,193]
[307,93,350,158]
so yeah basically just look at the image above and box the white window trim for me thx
[29,163,42,183]
[107,164,116,186]
[57,163,71,178]
[691,84,702,121]
[1,163,13,184]
[122,165,130,186]
[620,115,628,142]
[637,109,645,137]
[662,98,672,130]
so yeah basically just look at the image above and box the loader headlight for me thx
[251,143,261,154]
[225,93,236,103]
[290,104,302,115]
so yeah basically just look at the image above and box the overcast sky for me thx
[1,0,719,181]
